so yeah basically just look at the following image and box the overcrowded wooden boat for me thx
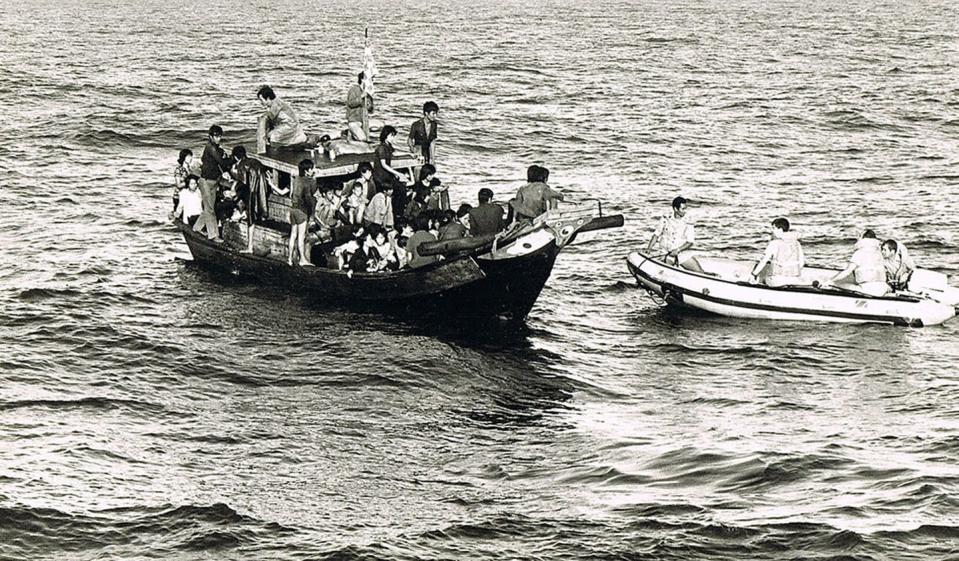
[626,252,959,327]
[176,141,623,322]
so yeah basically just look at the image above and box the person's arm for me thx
[169,197,185,221]
[750,244,776,280]
[380,159,406,181]
[646,219,665,252]
[347,86,364,109]
[825,264,856,286]
[407,123,418,152]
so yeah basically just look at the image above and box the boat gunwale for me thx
[627,251,924,304]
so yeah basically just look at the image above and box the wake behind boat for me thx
[626,252,959,327]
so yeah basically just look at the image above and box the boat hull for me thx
[177,221,559,322]
[627,252,956,327]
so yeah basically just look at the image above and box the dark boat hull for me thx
[176,222,559,322]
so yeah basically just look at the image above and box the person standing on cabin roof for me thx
[468,188,506,236]
[288,159,317,267]
[346,71,372,142]
[408,101,439,165]
[823,229,888,296]
[373,126,408,192]
[510,165,565,222]
[257,85,308,148]
[749,217,806,287]
[193,125,231,242]
[646,196,707,274]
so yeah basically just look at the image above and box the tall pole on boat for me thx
[362,27,376,112]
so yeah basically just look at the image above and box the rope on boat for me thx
[634,253,669,306]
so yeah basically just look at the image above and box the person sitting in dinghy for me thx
[749,217,807,287]
[881,239,916,292]
[646,196,706,274]
[822,229,888,296]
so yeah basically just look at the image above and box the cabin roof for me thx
[253,145,421,178]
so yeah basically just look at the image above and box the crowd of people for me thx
[648,196,917,296]
[171,82,566,273]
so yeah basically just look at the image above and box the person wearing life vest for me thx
[823,229,888,296]
[881,239,915,292]
[750,217,807,287]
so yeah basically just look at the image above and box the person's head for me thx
[373,229,387,245]
[350,180,365,197]
[540,166,550,183]
[208,125,223,144]
[671,196,688,218]
[457,203,472,219]
[231,145,247,161]
[771,217,790,237]
[381,182,395,195]
[414,213,431,232]
[256,85,276,107]
[862,229,877,239]
[357,71,365,84]
[478,188,494,204]
[423,101,439,121]
[178,148,193,166]
[379,125,397,144]
[185,174,200,191]
[298,158,315,177]
[440,209,455,226]
[526,165,541,183]
[357,162,373,180]
[881,239,899,259]
[419,164,436,183]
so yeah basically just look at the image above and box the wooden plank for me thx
[252,146,421,177]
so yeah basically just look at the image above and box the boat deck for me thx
[253,144,421,177]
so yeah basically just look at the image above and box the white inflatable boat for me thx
[626,252,959,327]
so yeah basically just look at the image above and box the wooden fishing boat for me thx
[626,252,959,327]
[175,141,623,322]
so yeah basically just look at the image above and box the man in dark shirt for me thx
[193,125,231,241]
[467,188,506,236]
[407,101,438,164]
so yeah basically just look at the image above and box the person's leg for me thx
[680,256,706,274]
[197,179,220,239]
[297,223,311,266]
[348,121,367,142]
[288,221,297,265]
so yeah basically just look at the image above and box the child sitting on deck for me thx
[343,180,367,224]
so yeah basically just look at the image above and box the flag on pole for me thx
[362,27,377,112]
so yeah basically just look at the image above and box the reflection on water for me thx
[2,0,959,559]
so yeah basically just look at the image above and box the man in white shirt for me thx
[646,196,705,273]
